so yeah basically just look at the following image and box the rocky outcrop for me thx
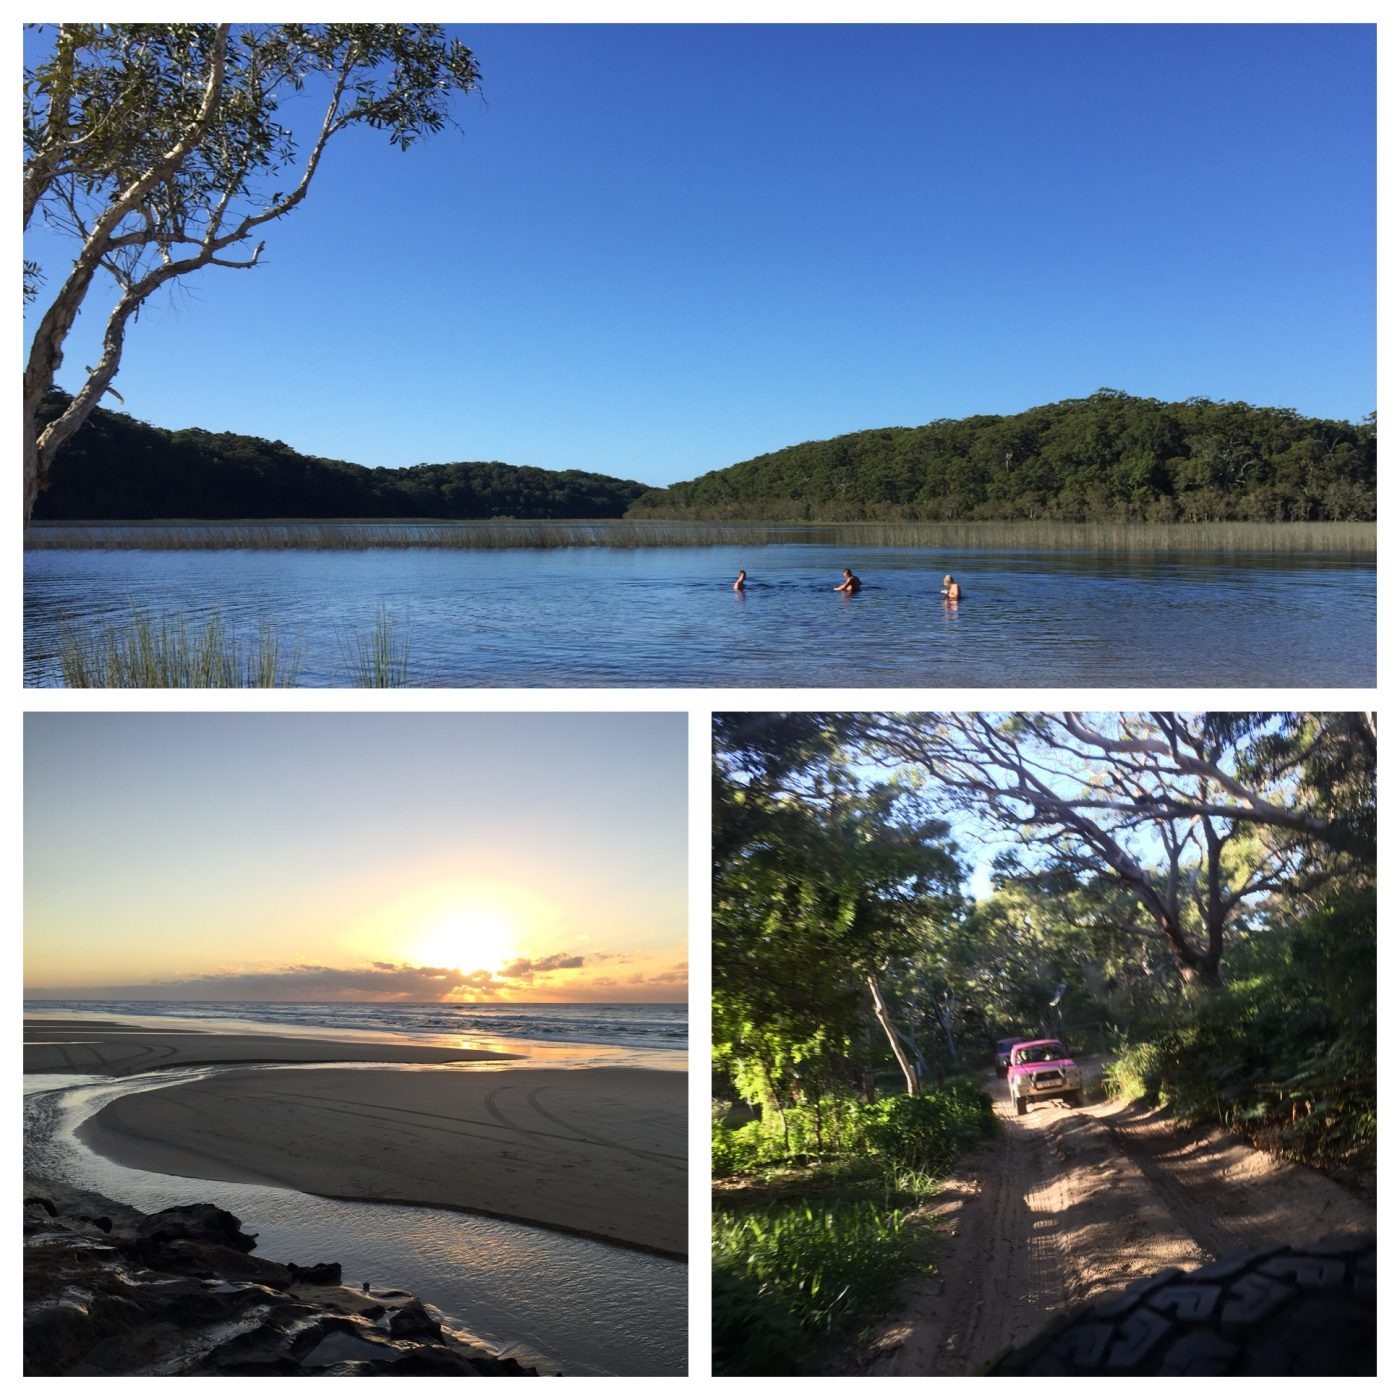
[23,1182,537,1377]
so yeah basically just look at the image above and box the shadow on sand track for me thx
[860,1077,1375,1377]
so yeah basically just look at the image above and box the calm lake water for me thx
[24,531,1375,687]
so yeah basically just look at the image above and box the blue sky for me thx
[25,23,1376,487]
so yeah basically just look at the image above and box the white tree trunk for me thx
[866,972,921,1097]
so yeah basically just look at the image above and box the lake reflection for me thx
[23,537,1375,687]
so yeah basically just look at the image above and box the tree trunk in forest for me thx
[866,972,922,1096]
[1179,961,1223,989]
[937,995,961,1061]
[760,1061,791,1153]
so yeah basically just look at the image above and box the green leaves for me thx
[714,713,965,1111]
[713,1195,918,1343]
[1102,884,1375,1175]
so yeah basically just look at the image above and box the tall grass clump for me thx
[711,1079,996,1374]
[713,1197,920,1374]
[344,606,411,687]
[58,610,301,687]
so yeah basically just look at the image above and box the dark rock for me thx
[262,1302,322,1332]
[284,1315,363,1360]
[24,1218,70,1238]
[299,1331,402,1369]
[23,1185,533,1377]
[156,1239,291,1287]
[158,1285,271,1329]
[212,1358,309,1376]
[204,1322,294,1367]
[23,1291,148,1375]
[387,1301,443,1342]
[136,1204,258,1254]
[124,1277,220,1320]
[383,1348,484,1375]
[470,1353,537,1376]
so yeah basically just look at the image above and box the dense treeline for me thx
[32,392,649,521]
[33,388,1376,524]
[632,390,1376,523]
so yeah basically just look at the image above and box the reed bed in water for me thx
[59,610,303,687]
[24,518,1376,554]
[56,607,413,687]
[26,519,777,551]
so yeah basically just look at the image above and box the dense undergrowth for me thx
[1103,888,1375,1178]
[712,1080,996,1375]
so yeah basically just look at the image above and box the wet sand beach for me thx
[24,1016,517,1075]
[79,1063,686,1256]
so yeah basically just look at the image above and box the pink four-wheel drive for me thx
[1005,1038,1083,1115]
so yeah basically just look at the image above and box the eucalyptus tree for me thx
[856,712,1369,988]
[23,23,480,522]
[713,713,964,1110]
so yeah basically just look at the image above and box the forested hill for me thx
[32,392,650,521]
[626,390,1376,523]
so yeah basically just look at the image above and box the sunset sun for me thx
[412,905,516,974]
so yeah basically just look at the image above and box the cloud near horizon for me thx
[24,953,687,1004]
[499,953,585,980]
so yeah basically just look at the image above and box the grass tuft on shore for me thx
[58,609,302,687]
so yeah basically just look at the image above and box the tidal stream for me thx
[24,1064,687,1377]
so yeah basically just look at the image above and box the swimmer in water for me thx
[834,568,862,594]
[733,569,747,591]
[941,574,962,601]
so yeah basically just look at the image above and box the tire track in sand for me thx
[863,1084,1207,1376]
[861,1078,1375,1377]
[525,1087,686,1170]
[866,1091,1077,1375]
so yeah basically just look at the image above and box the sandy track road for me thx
[861,1076,1373,1376]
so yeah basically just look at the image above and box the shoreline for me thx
[24,1016,522,1076]
[24,1004,689,1070]
[27,1013,687,1260]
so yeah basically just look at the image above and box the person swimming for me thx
[834,568,862,594]
[733,569,747,591]
[941,574,962,601]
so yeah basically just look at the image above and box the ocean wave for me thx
[25,999,688,1052]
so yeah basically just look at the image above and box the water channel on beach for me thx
[24,1063,687,1377]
